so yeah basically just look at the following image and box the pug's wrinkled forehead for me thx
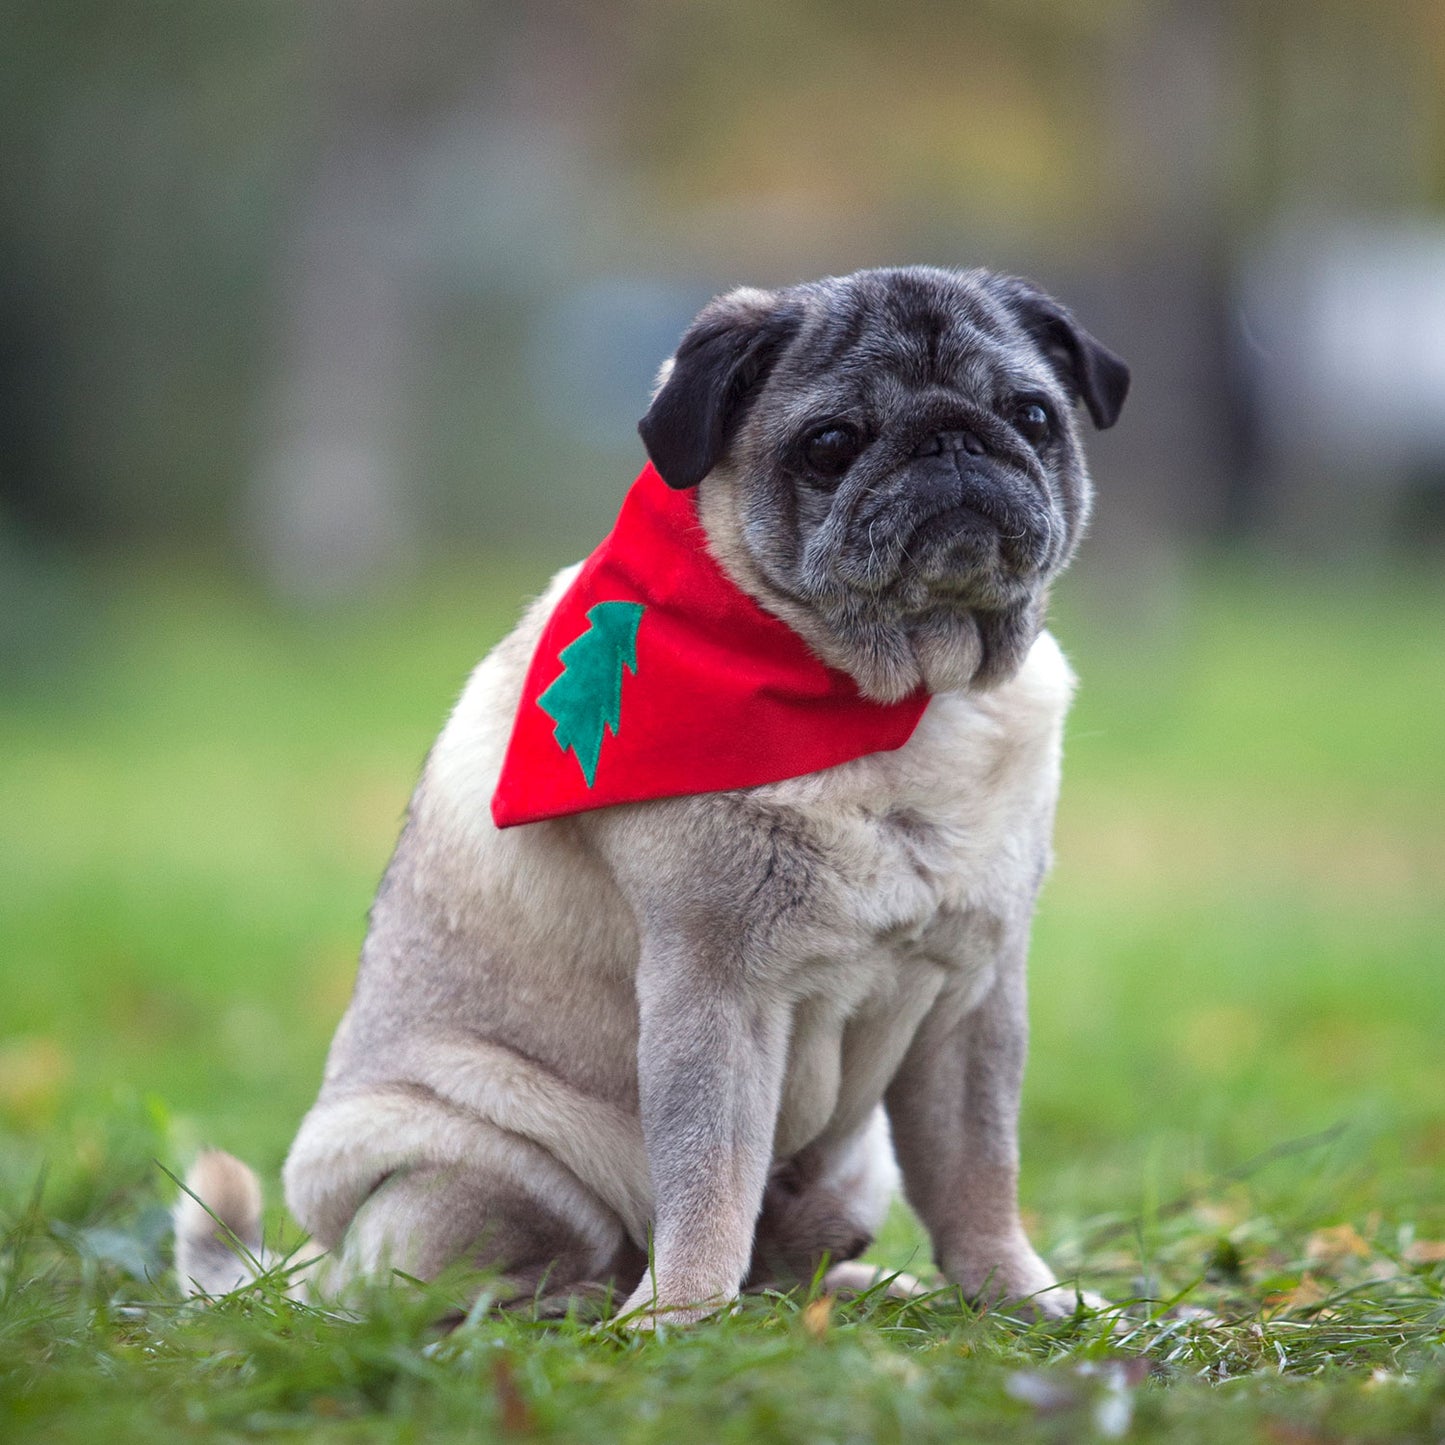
[786,270,1057,397]
[639,266,1128,493]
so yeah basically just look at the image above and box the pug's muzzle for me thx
[824,421,1058,613]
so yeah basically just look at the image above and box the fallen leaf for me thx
[1263,1274,1327,1313]
[801,1294,834,1340]
[491,1353,535,1435]
[1305,1224,1371,1265]
[1264,1422,1327,1445]
[0,1036,71,1124]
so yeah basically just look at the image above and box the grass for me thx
[1,551,1442,1441]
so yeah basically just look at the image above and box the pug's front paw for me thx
[615,1278,733,1330]
[947,1236,1105,1319]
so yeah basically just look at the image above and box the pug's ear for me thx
[991,276,1130,430]
[639,289,804,489]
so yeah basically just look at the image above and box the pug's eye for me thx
[802,424,863,479]
[1013,400,1052,447]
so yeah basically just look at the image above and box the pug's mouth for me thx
[910,501,1009,552]
[832,494,1050,606]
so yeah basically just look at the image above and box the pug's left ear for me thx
[990,276,1130,430]
[639,288,803,489]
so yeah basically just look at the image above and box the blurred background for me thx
[6,0,1445,593]
[0,0,1441,1252]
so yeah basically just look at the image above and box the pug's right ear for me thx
[638,289,803,490]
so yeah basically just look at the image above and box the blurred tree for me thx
[0,1,303,540]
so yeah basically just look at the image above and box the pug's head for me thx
[638,266,1128,701]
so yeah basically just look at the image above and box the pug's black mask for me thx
[638,266,1128,701]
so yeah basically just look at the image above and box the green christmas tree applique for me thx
[536,601,645,786]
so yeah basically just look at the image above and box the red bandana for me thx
[491,463,929,828]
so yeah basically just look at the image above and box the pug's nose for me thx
[915,429,987,458]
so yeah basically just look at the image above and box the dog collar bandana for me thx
[491,463,929,828]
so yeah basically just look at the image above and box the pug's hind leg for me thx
[749,1108,908,1293]
[337,1144,644,1314]
[820,1260,930,1300]
[747,1169,874,1288]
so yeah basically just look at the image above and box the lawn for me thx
[1,554,1442,1441]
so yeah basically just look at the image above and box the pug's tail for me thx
[174,1149,267,1297]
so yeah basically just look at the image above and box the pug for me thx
[176,266,1128,1324]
